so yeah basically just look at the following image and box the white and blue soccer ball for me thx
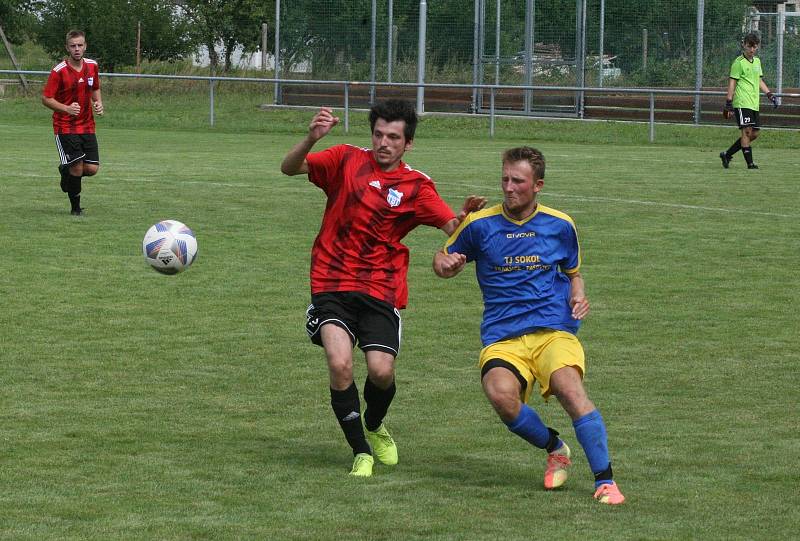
[142,220,198,275]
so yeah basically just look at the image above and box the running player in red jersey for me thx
[42,30,104,216]
[281,100,485,477]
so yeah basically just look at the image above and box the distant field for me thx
[1,105,798,540]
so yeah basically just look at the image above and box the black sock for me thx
[545,427,561,453]
[725,139,742,158]
[742,147,753,166]
[330,382,370,456]
[65,173,82,195]
[59,165,69,192]
[363,377,396,432]
[68,193,81,212]
[594,463,614,484]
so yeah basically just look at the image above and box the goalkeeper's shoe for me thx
[366,424,398,465]
[593,481,626,505]
[720,152,731,169]
[747,163,759,170]
[543,441,571,489]
[349,453,374,477]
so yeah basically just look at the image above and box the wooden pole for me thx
[0,22,30,91]
[136,21,141,74]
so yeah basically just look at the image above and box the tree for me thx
[0,0,39,43]
[179,0,272,72]
[37,0,192,71]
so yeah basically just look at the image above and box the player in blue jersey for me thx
[433,146,624,504]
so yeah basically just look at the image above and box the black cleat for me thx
[70,208,84,216]
[719,152,731,169]
[747,163,759,169]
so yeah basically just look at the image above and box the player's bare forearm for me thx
[281,108,339,176]
[92,89,104,115]
[568,271,590,320]
[42,96,81,116]
[726,78,737,101]
[280,135,316,176]
[433,250,466,278]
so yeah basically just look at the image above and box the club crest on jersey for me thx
[387,188,403,207]
[88,77,94,86]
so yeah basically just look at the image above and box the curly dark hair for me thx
[369,99,418,141]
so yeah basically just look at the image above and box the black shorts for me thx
[305,291,402,356]
[734,108,760,129]
[55,133,100,166]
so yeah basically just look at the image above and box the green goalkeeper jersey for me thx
[730,55,763,111]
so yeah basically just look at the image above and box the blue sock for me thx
[505,404,550,449]
[573,409,613,488]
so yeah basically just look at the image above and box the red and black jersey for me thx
[42,58,101,134]
[306,144,456,309]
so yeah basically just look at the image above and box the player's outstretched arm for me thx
[456,195,488,223]
[440,195,488,235]
[433,250,466,278]
[280,107,340,176]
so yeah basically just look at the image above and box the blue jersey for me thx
[444,203,582,346]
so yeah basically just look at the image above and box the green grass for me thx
[1,97,799,540]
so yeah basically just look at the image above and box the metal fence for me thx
[268,0,800,118]
[4,69,798,142]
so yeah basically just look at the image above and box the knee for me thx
[368,366,394,388]
[83,165,99,176]
[326,356,353,379]
[484,386,521,422]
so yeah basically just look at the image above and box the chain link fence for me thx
[270,0,798,123]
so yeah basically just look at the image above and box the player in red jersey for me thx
[281,100,485,477]
[42,30,104,216]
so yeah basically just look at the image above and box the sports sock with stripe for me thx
[330,382,371,456]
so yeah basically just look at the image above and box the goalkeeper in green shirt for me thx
[720,32,778,169]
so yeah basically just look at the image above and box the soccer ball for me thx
[142,220,198,275]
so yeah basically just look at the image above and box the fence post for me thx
[370,0,377,104]
[490,87,496,138]
[523,0,535,113]
[209,79,215,127]
[388,0,394,82]
[598,0,605,87]
[694,0,704,125]
[416,0,427,114]
[776,10,785,99]
[274,0,282,104]
[472,0,480,113]
[649,92,655,143]
[344,83,350,134]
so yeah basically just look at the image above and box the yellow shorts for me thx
[478,329,585,403]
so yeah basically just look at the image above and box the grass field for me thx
[1,95,799,540]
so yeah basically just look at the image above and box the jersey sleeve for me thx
[42,69,60,99]
[443,214,477,261]
[414,181,456,228]
[92,65,101,89]
[306,145,346,191]
[560,220,581,274]
[729,58,742,80]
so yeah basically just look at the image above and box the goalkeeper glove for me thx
[766,92,779,109]
[722,99,733,119]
